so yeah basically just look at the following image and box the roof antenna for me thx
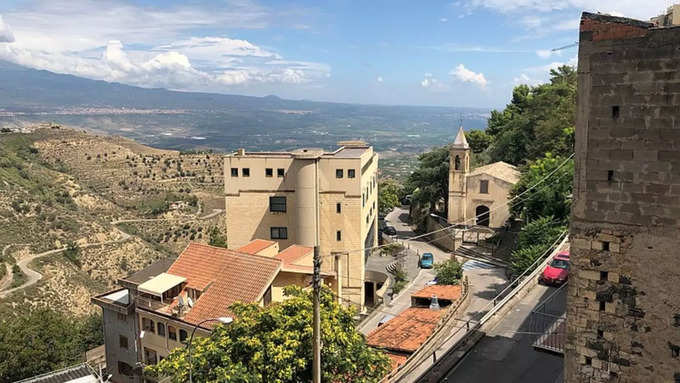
[458,113,464,129]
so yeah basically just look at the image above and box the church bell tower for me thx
[448,126,470,224]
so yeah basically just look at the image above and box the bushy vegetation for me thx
[147,286,391,383]
[9,264,26,289]
[0,309,103,382]
[62,241,81,268]
[510,217,566,276]
[434,258,463,285]
[378,179,402,215]
[390,265,409,294]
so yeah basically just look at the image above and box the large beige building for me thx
[224,141,379,309]
[448,127,519,228]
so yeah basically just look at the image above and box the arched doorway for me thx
[476,205,490,227]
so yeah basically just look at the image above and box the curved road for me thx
[0,228,131,299]
[0,208,224,299]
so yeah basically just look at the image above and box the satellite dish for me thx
[178,295,185,307]
[187,297,193,307]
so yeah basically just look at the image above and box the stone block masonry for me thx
[566,12,680,383]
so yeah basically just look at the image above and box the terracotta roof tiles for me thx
[411,285,462,302]
[237,239,277,255]
[366,308,443,353]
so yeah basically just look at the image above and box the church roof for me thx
[469,161,520,185]
[451,126,469,149]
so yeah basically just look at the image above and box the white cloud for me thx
[461,0,668,21]
[440,17,449,22]
[0,15,14,43]
[514,55,577,85]
[536,49,563,59]
[421,73,437,88]
[450,64,488,88]
[0,1,330,92]
[376,76,383,83]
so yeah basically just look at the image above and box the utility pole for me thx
[313,245,321,383]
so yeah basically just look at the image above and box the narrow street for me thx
[359,206,507,336]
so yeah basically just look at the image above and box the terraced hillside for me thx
[0,127,225,318]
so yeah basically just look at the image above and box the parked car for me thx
[384,226,397,236]
[539,251,570,285]
[419,253,434,269]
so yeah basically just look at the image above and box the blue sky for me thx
[0,0,671,108]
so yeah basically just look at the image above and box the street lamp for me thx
[187,316,233,383]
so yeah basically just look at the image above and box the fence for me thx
[530,282,568,354]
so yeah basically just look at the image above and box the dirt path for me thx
[0,228,131,299]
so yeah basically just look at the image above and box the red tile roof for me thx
[165,243,281,326]
[385,352,409,372]
[366,308,443,353]
[411,285,462,301]
[276,245,313,266]
[237,239,277,255]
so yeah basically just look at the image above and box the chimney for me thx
[237,148,245,156]
[429,295,440,311]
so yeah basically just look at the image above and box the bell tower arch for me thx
[448,126,470,224]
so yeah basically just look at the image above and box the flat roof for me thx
[138,273,186,296]
[101,289,129,305]
[120,257,176,287]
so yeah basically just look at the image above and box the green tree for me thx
[63,241,81,267]
[486,66,576,165]
[465,129,492,154]
[208,226,228,248]
[378,179,401,215]
[0,309,103,381]
[509,153,574,222]
[147,286,391,383]
[405,146,449,214]
[434,258,463,285]
[510,216,566,276]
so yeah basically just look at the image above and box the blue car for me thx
[419,253,434,269]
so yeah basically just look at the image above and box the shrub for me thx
[63,241,81,268]
[434,258,463,285]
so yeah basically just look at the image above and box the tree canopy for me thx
[0,309,103,382]
[434,258,463,285]
[378,179,402,215]
[147,286,391,383]
[509,153,574,223]
[486,65,576,165]
[405,146,450,214]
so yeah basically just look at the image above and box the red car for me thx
[539,251,570,285]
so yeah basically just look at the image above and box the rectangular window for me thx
[144,347,158,365]
[269,196,287,212]
[336,230,342,241]
[117,313,126,322]
[265,168,273,177]
[157,322,165,337]
[480,180,489,194]
[142,317,155,334]
[119,335,128,349]
[336,202,342,213]
[348,169,356,178]
[168,325,177,341]
[277,168,285,177]
[271,227,288,240]
[231,168,238,177]
[336,169,343,178]
[242,168,250,177]
[179,329,188,343]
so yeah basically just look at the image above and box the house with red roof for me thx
[93,241,337,382]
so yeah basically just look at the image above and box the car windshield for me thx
[550,259,569,269]
[422,254,433,261]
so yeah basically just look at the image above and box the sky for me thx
[0,0,674,108]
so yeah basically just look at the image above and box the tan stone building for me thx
[448,127,519,228]
[566,12,680,382]
[651,3,680,26]
[224,141,379,309]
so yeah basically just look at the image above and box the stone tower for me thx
[566,13,680,382]
[448,126,470,225]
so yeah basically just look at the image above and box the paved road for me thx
[441,283,565,383]
[359,207,507,336]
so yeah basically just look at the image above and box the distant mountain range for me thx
[0,60,490,153]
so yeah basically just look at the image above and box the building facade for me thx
[224,141,379,309]
[566,12,680,382]
[448,127,519,228]
[93,242,330,382]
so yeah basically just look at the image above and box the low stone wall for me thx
[425,214,456,252]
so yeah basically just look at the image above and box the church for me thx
[447,127,520,228]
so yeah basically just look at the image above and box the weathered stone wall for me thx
[566,12,680,383]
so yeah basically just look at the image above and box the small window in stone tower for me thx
[480,180,489,194]
[455,155,461,170]
[612,105,620,119]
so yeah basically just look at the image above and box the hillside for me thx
[0,127,226,318]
